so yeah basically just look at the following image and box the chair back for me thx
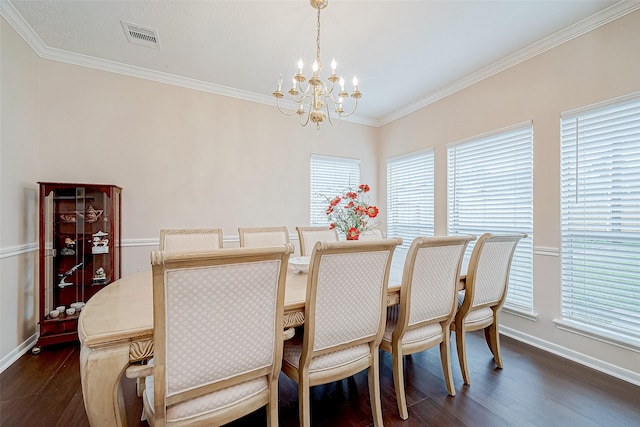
[397,236,475,333]
[149,245,292,424]
[304,239,400,355]
[463,233,526,313]
[159,228,223,251]
[239,226,290,247]
[296,226,339,256]
[359,229,384,240]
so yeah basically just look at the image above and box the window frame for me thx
[557,92,640,350]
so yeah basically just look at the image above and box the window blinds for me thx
[448,123,534,311]
[310,154,360,225]
[386,150,434,253]
[560,95,640,341]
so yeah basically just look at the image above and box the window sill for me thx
[553,318,640,353]
[502,305,538,321]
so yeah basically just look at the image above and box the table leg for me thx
[80,343,131,427]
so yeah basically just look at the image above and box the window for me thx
[448,123,534,312]
[386,150,434,255]
[310,154,360,226]
[559,94,640,347]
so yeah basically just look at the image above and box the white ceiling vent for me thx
[121,21,161,50]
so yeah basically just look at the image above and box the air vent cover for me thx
[121,21,161,49]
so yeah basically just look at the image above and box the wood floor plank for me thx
[2,331,638,427]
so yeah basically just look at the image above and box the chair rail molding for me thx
[533,246,560,256]
[0,242,38,259]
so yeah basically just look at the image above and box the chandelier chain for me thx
[316,5,321,62]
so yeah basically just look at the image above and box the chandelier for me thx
[272,0,361,129]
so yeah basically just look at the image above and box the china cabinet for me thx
[34,182,122,353]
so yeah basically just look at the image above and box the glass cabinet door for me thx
[36,182,122,352]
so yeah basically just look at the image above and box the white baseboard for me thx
[500,325,640,386]
[0,334,38,374]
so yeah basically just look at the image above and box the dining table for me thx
[77,260,405,427]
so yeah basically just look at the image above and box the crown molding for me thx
[377,0,640,127]
[3,1,638,129]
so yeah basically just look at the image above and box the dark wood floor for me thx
[2,331,639,427]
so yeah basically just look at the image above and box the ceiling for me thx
[3,0,639,126]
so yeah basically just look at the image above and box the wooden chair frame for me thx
[380,235,475,419]
[451,233,527,385]
[146,244,293,426]
[282,238,402,427]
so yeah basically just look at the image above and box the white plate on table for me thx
[289,256,310,274]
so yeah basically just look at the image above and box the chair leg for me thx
[392,343,409,419]
[299,373,311,427]
[439,329,456,396]
[266,380,278,427]
[484,321,503,368]
[368,350,384,427]
[136,377,145,397]
[455,325,470,385]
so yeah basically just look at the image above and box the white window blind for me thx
[560,95,640,342]
[310,154,360,225]
[448,123,534,311]
[387,150,434,254]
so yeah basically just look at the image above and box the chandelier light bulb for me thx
[331,58,337,72]
[277,76,283,91]
[297,58,304,73]
[352,76,358,87]
[339,77,345,90]
[313,60,319,73]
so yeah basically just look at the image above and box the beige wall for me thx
[379,11,640,377]
[1,16,39,362]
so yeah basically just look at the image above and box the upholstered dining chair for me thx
[295,226,339,256]
[380,235,475,419]
[451,232,527,385]
[238,226,290,248]
[138,244,293,426]
[159,228,223,251]
[282,238,401,427]
[359,229,384,240]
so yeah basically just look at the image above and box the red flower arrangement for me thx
[323,183,379,240]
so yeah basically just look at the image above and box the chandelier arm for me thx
[300,111,311,127]
[297,81,312,95]
[275,98,302,117]
[335,98,360,118]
